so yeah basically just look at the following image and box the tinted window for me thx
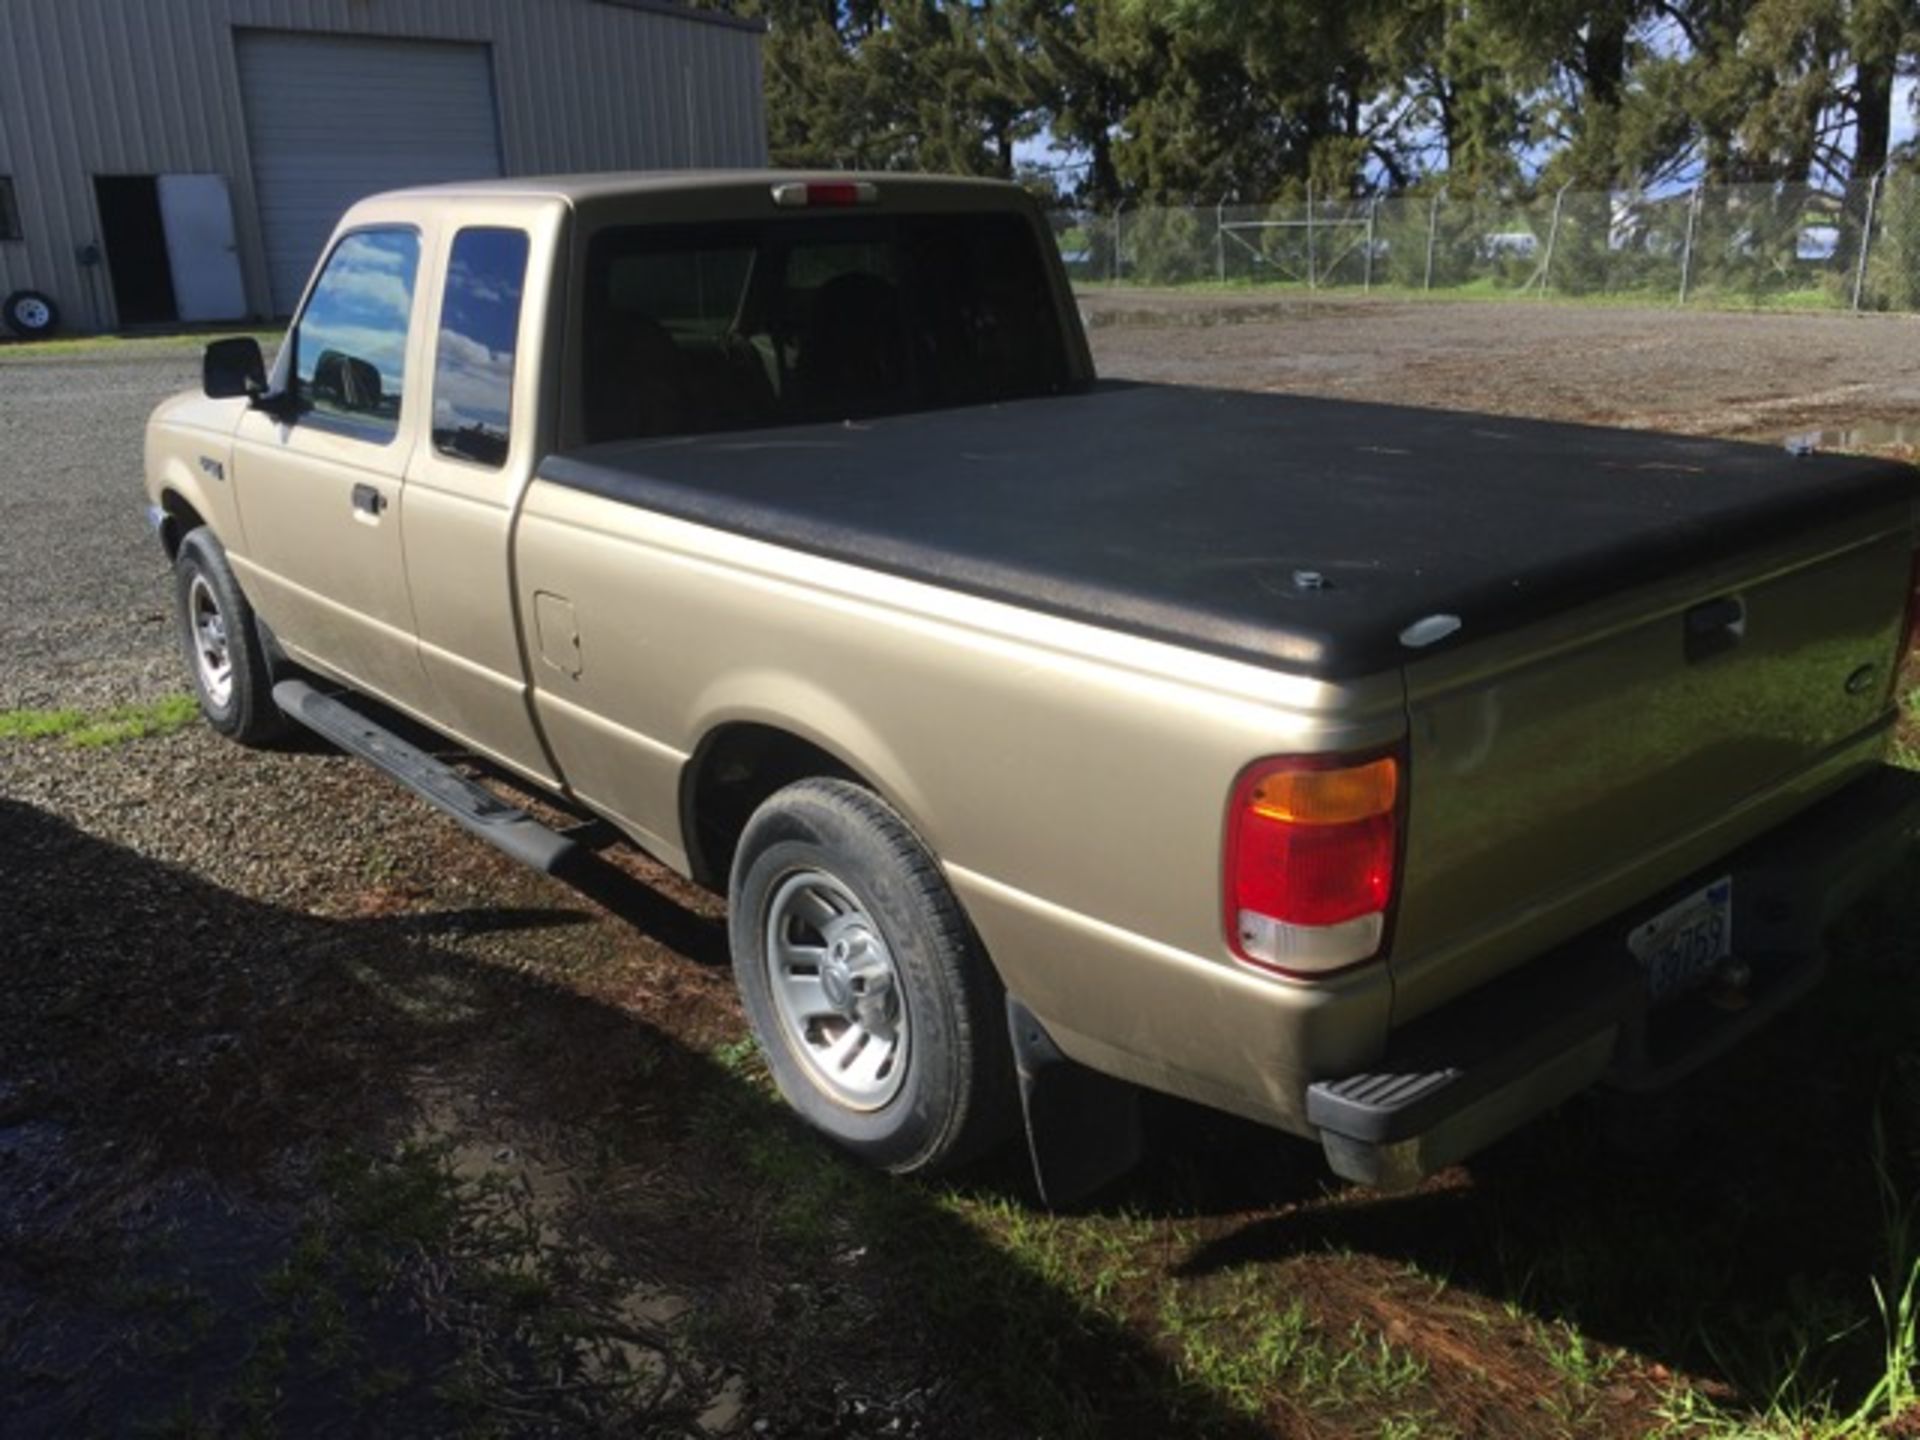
[292,228,420,441]
[581,212,1073,444]
[433,228,529,468]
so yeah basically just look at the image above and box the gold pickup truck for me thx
[145,172,1920,1200]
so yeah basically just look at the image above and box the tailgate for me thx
[1390,507,1915,1023]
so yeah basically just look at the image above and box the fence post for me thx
[1536,182,1570,298]
[1678,184,1702,306]
[1424,188,1445,292]
[1852,166,1886,312]
[1215,195,1227,284]
[1306,180,1317,292]
[1363,197,1380,293]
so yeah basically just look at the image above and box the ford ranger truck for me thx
[144,172,1920,1200]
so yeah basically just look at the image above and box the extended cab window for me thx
[292,228,420,441]
[433,227,529,468]
[582,212,1073,443]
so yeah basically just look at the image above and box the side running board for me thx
[272,679,579,875]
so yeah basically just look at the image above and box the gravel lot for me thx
[2,307,1917,1436]
[1085,290,1920,439]
[0,350,195,712]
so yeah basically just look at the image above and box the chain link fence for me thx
[1051,170,1920,312]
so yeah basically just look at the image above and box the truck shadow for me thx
[1142,850,1920,1413]
[0,798,1266,1440]
[518,809,1920,1417]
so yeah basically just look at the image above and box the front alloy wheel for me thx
[186,571,235,709]
[173,527,284,745]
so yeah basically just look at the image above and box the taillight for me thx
[1225,752,1402,976]
[771,180,879,208]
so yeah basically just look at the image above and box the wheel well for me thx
[158,491,207,560]
[681,724,863,889]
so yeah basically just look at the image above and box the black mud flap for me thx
[1007,996,1143,1208]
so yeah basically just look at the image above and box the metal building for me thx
[0,0,767,333]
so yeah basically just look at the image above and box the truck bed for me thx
[539,382,1920,678]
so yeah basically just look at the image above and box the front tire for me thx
[729,778,1014,1175]
[174,528,284,745]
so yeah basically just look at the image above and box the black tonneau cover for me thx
[539,382,1920,678]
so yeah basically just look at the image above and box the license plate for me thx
[1627,877,1734,1000]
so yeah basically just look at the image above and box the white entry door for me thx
[156,174,247,321]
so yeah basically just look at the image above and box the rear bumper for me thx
[1308,763,1920,1189]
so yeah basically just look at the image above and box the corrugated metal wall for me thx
[0,0,767,331]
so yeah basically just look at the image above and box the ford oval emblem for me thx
[1845,663,1878,696]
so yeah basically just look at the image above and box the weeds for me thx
[1848,1115,1920,1429]
[0,694,198,746]
[1894,683,1919,769]
[1156,1274,1434,1427]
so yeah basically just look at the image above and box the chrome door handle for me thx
[351,483,387,517]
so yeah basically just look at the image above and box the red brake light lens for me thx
[770,180,878,208]
[1225,754,1402,976]
[1235,810,1397,926]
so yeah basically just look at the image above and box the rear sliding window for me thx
[433,227,529,468]
[580,212,1074,444]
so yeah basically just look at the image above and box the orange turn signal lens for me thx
[1248,757,1399,827]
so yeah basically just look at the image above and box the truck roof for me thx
[540,382,1920,679]
[362,170,1022,207]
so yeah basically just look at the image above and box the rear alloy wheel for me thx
[3,290,58,340]
[173,527,285,745]
[762,867,911,1111]
[730,778,1014,1174]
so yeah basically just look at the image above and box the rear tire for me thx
[174,528,284,746]
[729,778,1014,1175]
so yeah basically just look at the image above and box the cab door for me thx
[399,218,564,785]
[229,225,433,712]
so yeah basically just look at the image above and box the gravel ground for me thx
[0,351,196,711]
[1085,290,1920,439]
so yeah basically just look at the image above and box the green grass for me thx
[0,327,283,361]
[0,706,89,741]
[1155,1276,1438,1429]
[1074,275,1872,316]
[1849,1116,1920,1430]
[1893,682,1919,768]
[0,694,199,747]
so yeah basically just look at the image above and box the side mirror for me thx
[310,349,383,413]
[203,336,267,400]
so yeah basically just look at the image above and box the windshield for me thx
[579,211,1076,444]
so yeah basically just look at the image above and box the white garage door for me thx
[237,31,503,314]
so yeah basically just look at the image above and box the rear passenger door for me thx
[230,225,432,711]
[398,222,562,785]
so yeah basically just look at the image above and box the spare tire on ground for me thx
[3,290,59,339]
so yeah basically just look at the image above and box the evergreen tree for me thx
[727,0,1918,202]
